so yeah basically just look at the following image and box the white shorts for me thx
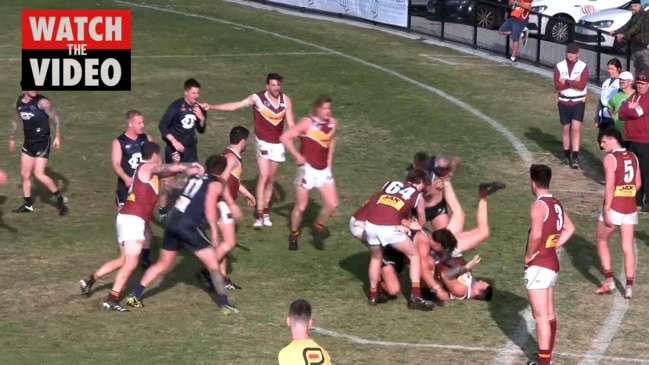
[349,216,365,239]
[115,213,147,256]
[218,201,234,225]
[295,163,334,190]
[598,208,638,225]
[524,265,558,290]
[256,136,285,162]
[364,221,409,247]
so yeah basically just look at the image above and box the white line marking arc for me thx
[0,51,332,62]
[311,327,649,363]
[112,1,631,363]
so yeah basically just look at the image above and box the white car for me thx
[574,3,635,53]
[527,0,629,43]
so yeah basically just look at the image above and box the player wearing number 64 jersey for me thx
[362,168,435,311]
[595,128,641,298]
[524,164,575,365]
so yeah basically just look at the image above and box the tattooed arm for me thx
[39,98,61,149]
[9,107,19,153]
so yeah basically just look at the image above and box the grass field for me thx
[2,0,648,364]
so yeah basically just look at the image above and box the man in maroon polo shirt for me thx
[619,71,649,211]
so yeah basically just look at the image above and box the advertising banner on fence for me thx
[268,0,409,28]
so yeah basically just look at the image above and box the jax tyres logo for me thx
[21,9,131,91]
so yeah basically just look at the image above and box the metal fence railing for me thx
[245,0,634,86]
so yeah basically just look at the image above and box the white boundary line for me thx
[0,51,332,62]
[311,326,649,363]
[580,244,639,365]
[113,1,631,363]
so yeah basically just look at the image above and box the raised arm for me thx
[148,162,204,178]
[203,94,256,112]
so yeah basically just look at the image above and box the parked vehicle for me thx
[574,3,635,54]
[527,0,629,44]
[424,0,509,29]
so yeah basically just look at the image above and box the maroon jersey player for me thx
[202,73,295,229]
[595,128,641,298]
[524,164,575,365]
[362,168,434,310]
[79,142,204,312]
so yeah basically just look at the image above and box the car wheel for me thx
[545,17,573,44]
[476,6,497,29]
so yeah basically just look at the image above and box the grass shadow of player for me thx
[487,284,539,360]
[563,233,606,288]
[271,199,324,249]
[635,230,649,248]
[0,196,17,233]
[338,250,370,296]
[241,178,287,218]
[32,167,70,209]
[524,127,603,185]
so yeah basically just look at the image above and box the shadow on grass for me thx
[524,127,603,184]
[0,196,17,232]
[487,284,539,360]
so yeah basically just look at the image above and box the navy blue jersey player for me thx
[157,78,207,222]
[10,82,68,216]
[111,110,153,209]
[125,154,242,315]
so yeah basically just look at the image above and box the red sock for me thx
[549,318,557,354]
[411,282,421,298]
[626,277,634,286]
[369,287,378,299]
[109,290,120,301]
[257,210,264,219]
[538,349,551,365]
[604,270,613,280]
[263,207,269,215]
[313,221,325,232]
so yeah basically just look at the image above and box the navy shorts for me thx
[164,144,199,164]
[382,245,405,274]
[162,223,212,253]
[558,102,586,125]
[499,18,527,41]
[22,137,51,159]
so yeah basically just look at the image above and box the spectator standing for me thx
[553,43,590,169]
[619,71,649,211]
[608,71,636,144]
[595,59,622,132]
[612,0,649,75]
[498,0,532,64]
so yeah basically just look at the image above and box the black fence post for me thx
[407,0,412,30]
[535,13,542,66]
[626,43,632,72]
[596,29,602,84]
[440,2,445,40]
[472,1,479,49]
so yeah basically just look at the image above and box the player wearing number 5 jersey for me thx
[595,128,641,298]
[363,168,434,310]
[524,164,575,365]
[125,155,242,315]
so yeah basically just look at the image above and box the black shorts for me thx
[424,200,448,221]
[558,102,586,125]
[164,144,199,164]
[162,223,212,253]
[382,245,405,274]
[22,137,51,158]
[115,180,129,209]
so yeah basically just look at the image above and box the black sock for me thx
[24,197,33,206]
[141,249,151,260]
[53,191,61,198]
[563,150,570,159]
[158,206,169,215]
[572,151,579,160]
